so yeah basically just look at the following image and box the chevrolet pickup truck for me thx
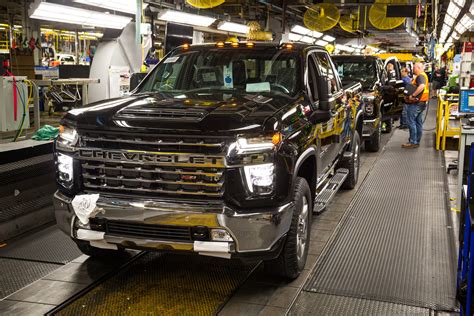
[333,55,404,144]
[54,42,363,279]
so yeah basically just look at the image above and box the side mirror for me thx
[130,72,147,91]
[317,75,333,111]
[309,109,331,124]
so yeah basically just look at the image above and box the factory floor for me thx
[0,100,460,315]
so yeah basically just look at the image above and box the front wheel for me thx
[264,177,312,279]
[341,131,361,189]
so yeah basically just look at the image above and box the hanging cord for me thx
[12,81,27,142]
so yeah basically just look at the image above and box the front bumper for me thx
[362,118,380,138]
[54,191,294,259]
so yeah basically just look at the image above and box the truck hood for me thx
[64,92,301,134]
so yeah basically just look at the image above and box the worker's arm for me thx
[411,83,425,97]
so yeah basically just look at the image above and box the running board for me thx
[313,168,349,213]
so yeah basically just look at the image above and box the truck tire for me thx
[365,121,381,152]
[74,239,123,258]
[264,177,312,279]
[341,131,361,190]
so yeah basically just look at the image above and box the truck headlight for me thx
[244,163,274,194]
[57,125,78,150]
[57,153,74,188]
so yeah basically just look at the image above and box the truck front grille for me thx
[106,221,192,241]
[78,132,228,198]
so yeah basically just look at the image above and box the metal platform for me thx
[0,258,60,298]
[293,103,458,313]
[51,252,258,316]
[0,225,82,264]
[290,292,431,315]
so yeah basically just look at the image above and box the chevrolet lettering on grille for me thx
[79,149,225,167]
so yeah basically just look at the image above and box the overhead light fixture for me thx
[447,2,461,19]
[290,25,322,38]
[291,25,310,35]
[73,0,147,14]
[455,22,467,33]
[157,9,216,27]
[289,32,303,42]
[322,35,335,42]
[315,39,328,46]
[460,15,473,28]
[453,0,465,6]
[288,33,314,44]
[444,14,455,26]
[29,2,131,29]
[217,21,249,34]
[300,36,315,44]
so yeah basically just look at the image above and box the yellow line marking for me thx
[450,197,456,201]
[451,207,460,213]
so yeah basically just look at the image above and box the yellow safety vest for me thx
[412,72,430,102]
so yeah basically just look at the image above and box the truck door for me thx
[313,52,346,173]
[383,57,404,114]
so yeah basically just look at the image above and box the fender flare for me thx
[291,146,317,184]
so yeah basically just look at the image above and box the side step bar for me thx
[313,168,349,213]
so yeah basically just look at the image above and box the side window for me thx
[307,54,319,103]
[314,53,339,94]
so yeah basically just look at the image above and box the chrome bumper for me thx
[54,191,294,256]
[362,118,380,138]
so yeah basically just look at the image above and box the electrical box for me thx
[460,89,474,114]
[0,77,30,132]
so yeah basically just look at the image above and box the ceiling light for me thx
[455,23,467,34]
[29,2,131,29]
[309,30,323,38]
[217,21,249,34]
[444,14,455,26]
[460,15,472,27]
[447,2,461,19]
[157,9,215,27]
[453,0,465,6]
[315,39,328,46]
[290,25,322,38]
[291,25,310,35]
[73,0,147,14]
[322,35,335,42]
[289,32,303,42]
[300,36,315,44]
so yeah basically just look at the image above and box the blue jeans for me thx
[400,104,407,126]
[405,103,426,144]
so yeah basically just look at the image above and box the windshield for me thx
[138,47,301,97]
[334,60,377,86]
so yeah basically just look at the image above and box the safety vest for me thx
[412,72,430,102]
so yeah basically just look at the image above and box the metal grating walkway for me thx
[299,103,458,312]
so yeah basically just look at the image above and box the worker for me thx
[386,63,396,83]
[398,67,412,129]
[402,62,429,149]
[431,65,445,98]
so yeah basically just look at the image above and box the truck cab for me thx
[53,42,363,279]
[333,55,404,150]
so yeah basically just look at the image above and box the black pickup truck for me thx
[333,55,404,149]
[53,42,362,279]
